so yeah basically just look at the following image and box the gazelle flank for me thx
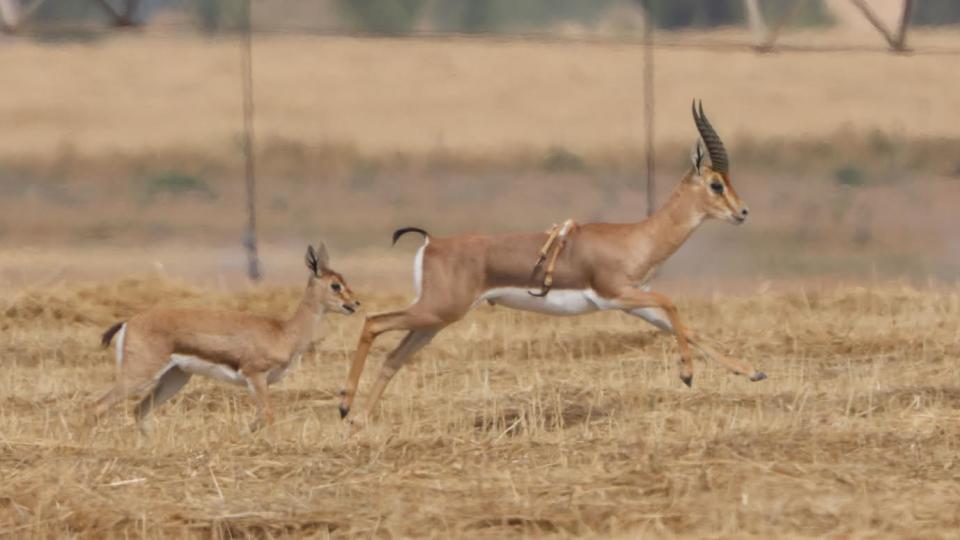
[338,100,765,424]
[92,243,359,433]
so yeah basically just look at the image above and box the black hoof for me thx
[338,405,349,419]
[750,371,767,382]
[681,375,693,387]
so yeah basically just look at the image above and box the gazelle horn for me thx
[692,100,729,173]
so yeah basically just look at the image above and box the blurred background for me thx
[1,0,958,293]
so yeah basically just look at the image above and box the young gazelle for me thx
[339,100,766,423]
[92,244,360,433]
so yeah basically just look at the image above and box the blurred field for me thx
[1,278,959,537]
[2,29,960,160]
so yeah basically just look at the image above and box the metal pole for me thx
[642,0,655,216]
[241,0,261,281]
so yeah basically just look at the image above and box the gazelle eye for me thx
[330,283,342,292]
[710,181,724,194]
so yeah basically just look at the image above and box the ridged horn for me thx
[691,99,728,173]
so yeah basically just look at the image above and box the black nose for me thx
[355,300,361,306]
[741,208,749,217]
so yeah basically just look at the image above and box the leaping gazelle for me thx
[339,100,766,423]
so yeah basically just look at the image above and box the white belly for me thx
[479,287,621,316]
[167,354,297,387]
[170,354,248,386]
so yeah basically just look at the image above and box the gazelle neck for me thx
[284,285,326,352]
[634,173,707,267]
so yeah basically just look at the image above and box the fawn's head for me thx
[305,243,360,315]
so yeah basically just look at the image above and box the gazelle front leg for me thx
[612,288,695,386]
[628,307,766,381]
[339,309,443,421]
[356,328,438,423]
[246,371,273,432]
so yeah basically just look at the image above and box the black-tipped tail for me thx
[392,227,429,246]
[101,321,124,348]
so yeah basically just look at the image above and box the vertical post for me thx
[894,0,914,51]
[241,0,261,281]
[0,0,20,32]
[642,0,656,216]
[849,0,912,52]
[743,0,768,46]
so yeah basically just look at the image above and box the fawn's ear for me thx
[305,245,320,276]
[313,242,330,271]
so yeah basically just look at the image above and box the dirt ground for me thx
[1,277,958,538]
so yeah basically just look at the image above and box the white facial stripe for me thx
[478,287,622,316]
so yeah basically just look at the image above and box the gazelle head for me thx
[687,100,749,225]
[304,243,360,315]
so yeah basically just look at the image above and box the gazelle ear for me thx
[305,245,319,275]
[690,139,706,173]
[314,242,330,271]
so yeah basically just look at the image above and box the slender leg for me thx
[247,371,272,432]
[628,307,766,381]
[610,288,695,386]
[356,329,439,423]
[90,368,159,420]
[339,309,444,420]
[134,365,192,435]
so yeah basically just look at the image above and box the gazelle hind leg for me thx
[356,329,439,423]
[134,365,192,435]
[628,306,766,381]
[339,308,447,420]
[90,344,174,425]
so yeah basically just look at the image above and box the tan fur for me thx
[91,245,359,433]
[340,109,765,424]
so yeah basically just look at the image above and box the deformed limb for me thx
[529,219,576,297]
[134,366,192,435]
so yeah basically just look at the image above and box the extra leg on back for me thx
[628,306,766,381]
[530,219,576,297]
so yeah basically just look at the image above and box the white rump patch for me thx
[410,238,428,304]
[114,324,127,370]
[479,287,622,316]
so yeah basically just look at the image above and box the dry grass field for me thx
[3,23,960,538]
[1,276,959,538]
